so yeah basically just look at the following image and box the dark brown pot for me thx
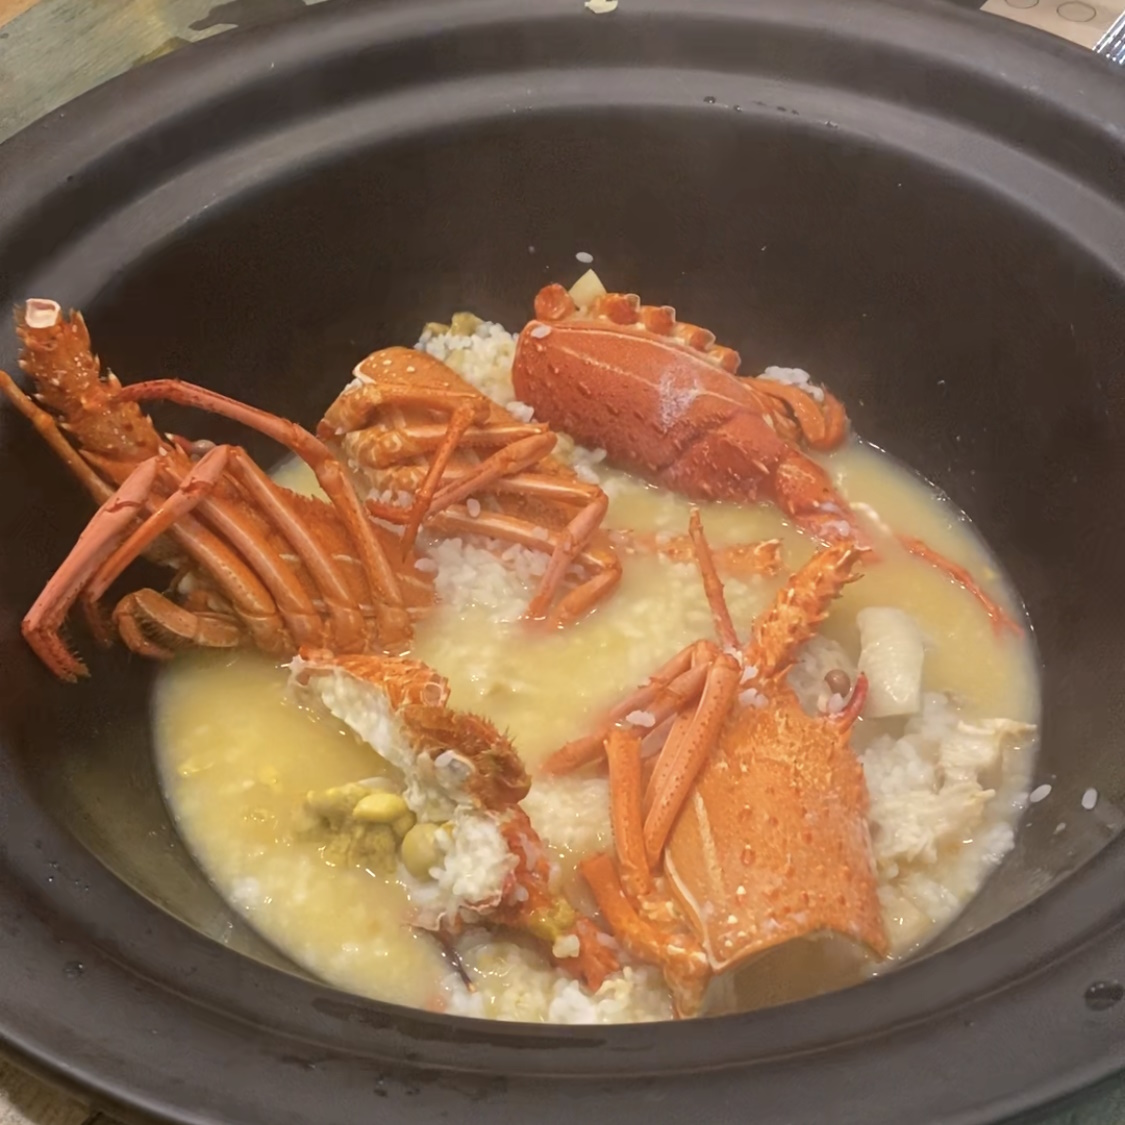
[1,2,1123,1122]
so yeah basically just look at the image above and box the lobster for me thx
[290,648,619,992]
[511,280,1021,635]
[319,346,621,628]
[0,299,433,681]
[544,512,888,1016]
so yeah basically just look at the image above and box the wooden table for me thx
[0,1,1123,1122]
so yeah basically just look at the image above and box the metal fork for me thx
[1094,9,1125,64]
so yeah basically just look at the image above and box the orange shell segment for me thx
[293,646,449,710]
[664,686,887,972]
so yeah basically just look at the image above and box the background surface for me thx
[0,0,1122,1122]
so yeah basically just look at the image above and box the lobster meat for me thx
[546,513,888,1015]
[320,346,621,627]
[512,281,1021,635]
[0,300,431,680]
[290,648,619,992]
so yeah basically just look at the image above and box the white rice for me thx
[862,694,1035,955]
[430,815,516,916]
[416,319,519,406]
[422,536,540,622]
[522,776,613,864]
[760,365,826,404]
[444,932,670,1023]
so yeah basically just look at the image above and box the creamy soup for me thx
[154,315,1039,1024]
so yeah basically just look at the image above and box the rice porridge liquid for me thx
[154,319,1039,1023]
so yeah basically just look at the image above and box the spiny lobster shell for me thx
[511,284,858,540]
[664,681,888,973]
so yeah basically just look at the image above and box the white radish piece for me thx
[568,268,607,309]
[856,607,925,718]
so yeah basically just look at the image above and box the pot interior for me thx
[1,102,1123,1001]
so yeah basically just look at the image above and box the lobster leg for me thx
[474,473,623,630]
[344,421,548,466]
[579,852,710,1018]
[401,403,479,557]
[750,379,850,451]
[641,652,742,866]
[687,508,738,649]
[362,435,561,525]
[114,597,178,659]
[897,534,1022,637]
[371,465,611,513]
[617,529,784,581]
[113,379,409,634]
[640,640,722,817]
[224,449,369,650]
[323,377,518,557]
[524,490,610,623]
[114,591,243,659]
[321,381,493,434]
[78,445,232,643]
[835,672,869,726]
[73,449,291,659]
[541,561,623,629]
[429,464,612,507]
[422,507,600,570]
[604,730,652,899]
[22,458,162,680]
[540,642,712,775]
[641,710,694,816]
[428,433,560,513]
[418,504,622,629]
[178,487,325,651]
[2,365,290,648]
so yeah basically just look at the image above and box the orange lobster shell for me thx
[511,284,858,544]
